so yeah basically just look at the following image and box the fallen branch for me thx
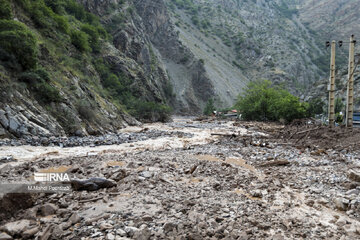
[211,133,237,137]
[79,197,103,203]
[258,160,290,167]
[294,127,320,135]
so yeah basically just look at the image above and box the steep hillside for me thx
[164,0,327,100]
[294,0,360,110]
[292,0,360,42]
[1,0,359,139]
[0,0,200,138]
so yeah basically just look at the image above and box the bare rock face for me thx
[133,0,215,112]
[80,0,215,114]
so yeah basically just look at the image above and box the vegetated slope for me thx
[165,0,327,100]
[0,0,211,138]
[84,0,217,114]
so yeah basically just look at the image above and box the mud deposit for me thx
[1,117,360,239]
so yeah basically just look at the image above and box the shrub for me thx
[103,74,124,95]
[203,99,215,115]
[44,0,66,15]
[19,68,61,103]
[70,30,90,52]
[0,0,12,19]
[64,0,86,20]
[130,100,172,122]
[54,15,69,33]
[34,68,50,81]
[307,97,324,117]
[29,0,53,28]
[34,81,62,103]
[0,20,38,69]
[235,79,307,122]
[76,100,96,120]
[335,97,344,114]
[19,71,42,84]
[81,24,100,52]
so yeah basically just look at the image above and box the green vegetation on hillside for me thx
[0,0,171,129]
[0,20,38,69]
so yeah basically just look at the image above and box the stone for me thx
[346,189,360,196]
[8,117,20,134]
[140,171,153,178]
[336,216,348,227]
[99,222,113,230]
[250,190,263,198]
[124,227,139,237]
[0,127,5,136]
[142,215,153,222]
[71,178,116,191]
[116,229,127,237]
[59,222,72,231]
[111,169,128,181]
[2,220,31,236]
[133,227,151,240]
[40,203,58,216]
[163,222,176,233]
[23,207,38,220]
[69,213,81,224]
[0,110,9,129]
[348,171,360,182]
[106,233,115,240]
[0,193,36,221]
[22,227,39,239]
[334,198,349,211]
[0,232,12,240]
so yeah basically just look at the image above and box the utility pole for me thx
[346,35,355,128]
[328,40,336,127]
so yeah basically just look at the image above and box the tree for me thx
[307,97,324,117]
[235,79,307,122]
[203,99,215,116]
[334,97,344,114]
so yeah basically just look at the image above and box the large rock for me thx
[0,193,36,222]
[71,178,116,191]
[0,110,9,129]
[348,170,360,182]
[1,220,32,236]
[0,232,12,240]
[0,127,6,136]
[40,203,58,216]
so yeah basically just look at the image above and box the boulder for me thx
[0,193,36,221]
[71,178,116,191]
[40,203,58,216]
[1,220,32,236]
[348,170,360,182]
[0,232,12,240]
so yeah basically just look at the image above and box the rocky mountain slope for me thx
[164,0,329,100]
[294,0,360,109]
[1,0,360,138]
[0,0,211,138]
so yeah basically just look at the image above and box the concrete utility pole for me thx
[328,40,336,127]
[346,35,355,128]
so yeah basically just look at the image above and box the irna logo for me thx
[34,173,71,182]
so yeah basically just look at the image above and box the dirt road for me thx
[1,117,360,239]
